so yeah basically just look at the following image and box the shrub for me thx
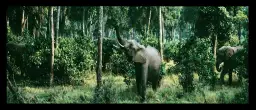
[164,40,180,61]
[7,29,96,85]
[54,36,95,84]
[173,37,216,92]
[232,80,248,104]
[108,50,135,77]
[224,34,240,46]
[92,77,119,103]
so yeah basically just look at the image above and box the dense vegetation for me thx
[7,6,248,104]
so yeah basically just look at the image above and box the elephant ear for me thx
[133,51,146,63]
[137,44,145,51]
[225,48,234,60]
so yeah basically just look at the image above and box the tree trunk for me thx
[60,7,63,37]
[213,35,217,72]
[169,27,173,40]
[162,13,165,44]
[47,7,51,37]
[238,22,241,44]
[97,6,103,87]
[49,6,55,86]
[132,28,134,39]
[26,15,28,31]
[90,16,93,40]
[38,6,42,35]
[179,26,182,42]
[56,6,60,49]
[172,27,174,40]
[36,21,39,38]
[60,6,66,37]
[159,7,163,62]
[33,27,36,39]
[82,8,85,36]
[147,7,151,37]
[7,15,9,28]
[108,29,112,38]
[21,7,25,36]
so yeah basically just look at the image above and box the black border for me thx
[3,0,253,107]
[5,0,251,6]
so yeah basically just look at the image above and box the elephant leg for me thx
[140,64,148,102]
[135,71,141,95]
[152,79,157,91]
[152,74,161,91]
[157,75,162,88]
[220,68,228,85]
[150,70,158,91]
[228,69,233,85]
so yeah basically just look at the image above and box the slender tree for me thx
[56,6,60,49]
[159,7,163,62]
[96,6,103,87]
[49,6,55,86]
[82,8,85,36]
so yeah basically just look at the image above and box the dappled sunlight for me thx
[23,86,45,94]
[160,74,180,88]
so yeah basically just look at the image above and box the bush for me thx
[232,80,248,104]
[224,34,240,46]
[92,77,119,103]
[101,38,117,72]
[140,34,159,49]
[164,40,180,61]
[108,50,135,77]
[173,37,216,92]
[54,36,95,84]
[7,29,96,85]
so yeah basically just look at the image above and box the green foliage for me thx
[140,34,159,49]
[7,73,248,104]
[173,37,216,92]
[54,36,95,84]
[93,77,119,103]
[108,49,135,77]
[7,29,96,85]
[232,80,248,104]
[100,38,116,72]
[236,37,248,79]
[164,40,180,61]
[106,6,130,30]
[195,7,233,43]
[224,34,239,46]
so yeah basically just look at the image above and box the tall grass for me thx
[7,71,248,104]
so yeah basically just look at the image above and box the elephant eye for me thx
[129,44,133,48]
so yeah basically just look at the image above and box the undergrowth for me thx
[7,71,248,104]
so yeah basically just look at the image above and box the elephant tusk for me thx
[116,39,125,48]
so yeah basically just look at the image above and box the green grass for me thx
[7,70,248,104]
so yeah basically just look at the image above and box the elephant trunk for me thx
[113,24,126,48]
[216,60,221,72]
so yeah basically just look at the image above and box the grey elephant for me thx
[113,26,162,102]
[216,45,245,85]
[6,42,27,77]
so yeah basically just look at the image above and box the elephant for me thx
[6,42,27,77]
[6,42,36,79]
[113,25,162,102]
[216,45,245,85]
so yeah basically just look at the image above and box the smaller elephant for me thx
[6,42,27,77]
[216,46,245,85]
